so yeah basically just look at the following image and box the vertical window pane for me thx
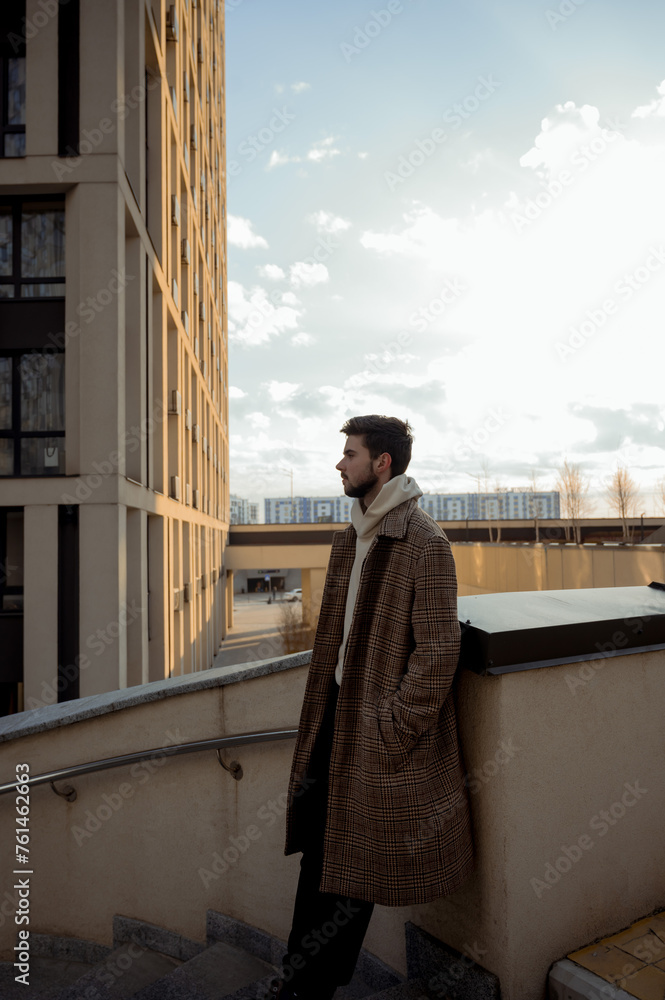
[7,58,26,125]
[0,358,11,429]
[0,209,12,276]
[21,206,65,279]
[20,437,65,475]
[5,512,24,587]
[19,353,65,432]
[4,134,26,158]
[0,440,13,476]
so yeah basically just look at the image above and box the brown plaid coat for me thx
[285,498,474,906]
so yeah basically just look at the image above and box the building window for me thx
[0,0,26,158]
[0,199,65,299]
[0,351,65,476]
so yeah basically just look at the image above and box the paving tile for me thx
[621,965,665,1000]
[606,919,659,949]
[616,932,665,966]
[648,913,665,948]
[567,943,645,984]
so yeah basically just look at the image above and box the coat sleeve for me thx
[377,533,461,755]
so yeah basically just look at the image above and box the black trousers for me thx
[283,685,375,994]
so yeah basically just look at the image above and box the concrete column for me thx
[225,569,234,633]
[148,514,168,683]
[25,0,58,156]
[126,507,149,687]
[78,504,127,697]
[23,506,59,710]
[301,568,326,628]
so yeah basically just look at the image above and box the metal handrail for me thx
[0,728,298,797]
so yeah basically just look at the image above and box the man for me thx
[268,415,474,999]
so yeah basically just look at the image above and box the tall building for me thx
[264,495,354,524]
[418,491,560,520]
[230,493,258,525]
[0,0,228,715]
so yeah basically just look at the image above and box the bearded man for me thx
[268,414,474,999]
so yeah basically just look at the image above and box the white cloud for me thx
[267,150,300,169]
[281,291,300,305]
[292,332,314,346]
[265,381,301,402]
[228,280,301,347]
[258,264,286,280]
[228,215,269,249]
[229,386,247,399]
[307,136,341,162]
[307,210,352,234]
[291,81,311,93]
[289,261,329,288]
[633,79,665,119]
[248,412,271,429]
[358,151,369,159]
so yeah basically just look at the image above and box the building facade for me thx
[0,0,228,715]
[264,495,354,524]
[230,494,258,525]
[418,491,560,521]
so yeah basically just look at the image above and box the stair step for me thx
[0,955,95,999]
[131,939,276,999]
[47,941,181,1000]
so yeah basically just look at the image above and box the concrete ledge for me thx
[0,650,311,744]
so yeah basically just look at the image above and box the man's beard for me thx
[343,467,379,498]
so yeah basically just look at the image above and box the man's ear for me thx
[376,452,392,473]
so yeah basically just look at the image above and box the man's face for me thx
[335,435,379,498]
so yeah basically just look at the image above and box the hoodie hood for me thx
[351,474,423,540]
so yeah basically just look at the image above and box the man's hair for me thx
[340,415,413,477]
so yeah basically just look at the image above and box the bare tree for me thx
[555,460,591,543]
[471,461,495,541]
[493,480,508,543]
[605,465,640,541]
[656,476,665,516]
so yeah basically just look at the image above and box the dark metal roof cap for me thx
[457,583,665,675]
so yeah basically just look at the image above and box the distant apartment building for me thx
[230,494,258,525]
[264,495,354,524]
[418,491,560,520]
[0,0,228,715]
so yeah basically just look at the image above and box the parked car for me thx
[284,588,302,602]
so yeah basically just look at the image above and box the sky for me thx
[225,0,665,517]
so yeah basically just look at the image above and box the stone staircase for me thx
[0,912,500,999]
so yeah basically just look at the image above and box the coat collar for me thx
[341,497,416,543]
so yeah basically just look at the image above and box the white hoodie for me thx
[335,473,423,685]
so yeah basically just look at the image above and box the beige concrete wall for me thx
[1,648,663,1000]
[454,543,665,596]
